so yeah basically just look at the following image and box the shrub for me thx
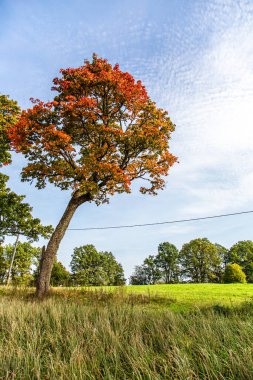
[224,263,246,283]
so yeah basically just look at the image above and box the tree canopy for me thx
[50,260,71,286]
[70,244,125,286]
[9,55,177,203]
[227,240,253,282]
[130,265,149,285]
[0,175,52,241]
[0,94,20,166]
[156,242,179,283]
[223,263,246,284]
[142,255,161,285]
[129,243,179,285]
[179,238,222,283]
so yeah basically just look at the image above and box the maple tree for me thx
[8,54,177,298]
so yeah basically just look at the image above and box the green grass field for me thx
[1,284,253,379]
[127,283,253,310]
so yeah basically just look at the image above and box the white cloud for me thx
[158,4,253,217]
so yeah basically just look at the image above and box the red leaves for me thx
[8,54,177,202]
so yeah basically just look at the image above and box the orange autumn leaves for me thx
[8,54,177,204]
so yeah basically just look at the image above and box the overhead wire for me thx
[67,210,253,231]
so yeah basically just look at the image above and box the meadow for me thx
[1,284,253,379]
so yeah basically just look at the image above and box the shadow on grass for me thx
[201,299,253,317]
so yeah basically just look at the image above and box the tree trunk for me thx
[6,234,19,286]
[36,194,89,299]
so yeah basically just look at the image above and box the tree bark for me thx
[36,194,89,299]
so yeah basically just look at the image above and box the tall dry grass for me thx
[0,289,253,379]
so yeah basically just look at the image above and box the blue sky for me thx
[1,0,253,279]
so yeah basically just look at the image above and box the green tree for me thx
[0,94,52,243]
[70,244,125,286]
[179,238,222,283]
[0,94,20,237]
[0,176,53,241]
[212,243,229,282]
[129,256,160,285]
[71,245,105,286]
[50,260,71,286]
[0,94,20,166]
[129,265,148,285]
[227,241,253,282]
[215,243,229,267]
[100,251,125,285]
[223,263,246,283]
[156,242,179,283]
[2,242,41,285]
[142,255,161,285]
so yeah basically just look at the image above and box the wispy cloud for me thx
[155,0,253,217]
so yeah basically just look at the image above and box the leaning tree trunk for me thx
[36,194,88,299]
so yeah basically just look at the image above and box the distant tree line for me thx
[130,239,253,284]
[1,239,252,286]
[0,243,125,286]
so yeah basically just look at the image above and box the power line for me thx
[68,210,253,231]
